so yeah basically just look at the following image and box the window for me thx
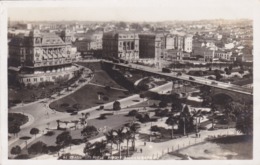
[40,78,43,81]
[34,78,37,82]
[27,79,31,82]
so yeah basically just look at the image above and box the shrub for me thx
[44,131,55,136]
[128,110,138,116]
[150,125,161,132]
[60,103,69,107]
[99,105,104,110]
[14,154,30,159]
[28,141,48,155]
[48,145,61,153]
[71,139,84,145]
[98,114,107,120]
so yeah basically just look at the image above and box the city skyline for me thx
[7,0,254,22]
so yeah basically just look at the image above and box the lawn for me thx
[90,71,125,89]
[49,84,129,112]
[8,113,29,127]
[77,62,127,89]
[19,114,133,156]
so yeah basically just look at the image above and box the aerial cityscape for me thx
[7,3,253,161]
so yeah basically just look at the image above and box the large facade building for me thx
[8,29,80,85]
[102,31,139,61]
[139,34,162,67]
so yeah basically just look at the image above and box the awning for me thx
[42,54,48,59]
[52,54,58,58]
[47,54,52,59]
[57,53,63,58]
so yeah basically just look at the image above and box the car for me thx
[211,81,218,85]
[189,77,195,80]
[162,68,171,73]
[177,72,182,76]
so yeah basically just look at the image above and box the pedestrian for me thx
[196,133,198,138]
[140,148,143,153]
[199,133,201,138]
[144,142,146,146]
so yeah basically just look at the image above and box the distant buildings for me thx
[74,31,103,58]
[8,29,80,85]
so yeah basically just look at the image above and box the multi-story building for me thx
[174,35,184,50]
[165,34,175,50]
[183,35,193,53]
[214,50,233,61]
[8,29,80,85]
[102,31,139,61]
[139,34,162,67]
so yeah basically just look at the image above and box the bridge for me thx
[101,60,253,102]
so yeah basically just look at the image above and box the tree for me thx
[83,142,93,158]
[165,116,178,139]
[114,128,125,159]
[215,71,223,81]
[91,140,108,159]
[8,125,20,137]
[124,129,132,157]
[236,109,253,136]
[81,125,99,141]
[128,123,140,151]
[11,145,21,156]
[178,105,192,136]
[223,103,236,129]
[30,128,40,138]
[105,130,115,158]
[171,101,183,113]
[239,69,244,75]
[28,141,48,155]
[159,101,167,108]
[113,101,121,111]
[56,131,72,150]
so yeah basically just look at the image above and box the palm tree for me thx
[105,130,115,158]
[124,129,132,157]
[165,116,178,139]
[179,105,191,136]
[191,109,204,133]
[128,123,140,151]
[114,128,125,159]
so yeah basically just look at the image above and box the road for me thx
[8,81,173,156]
[103,60,253,95]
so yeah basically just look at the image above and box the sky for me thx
[7,0,255,22]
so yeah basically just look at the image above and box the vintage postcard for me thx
[0,0,259,164]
